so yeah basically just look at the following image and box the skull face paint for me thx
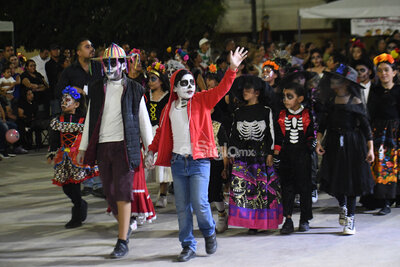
[103,58,126,81]
[262,66,275,81]
[61,94,78,113]
[174,74,196,100]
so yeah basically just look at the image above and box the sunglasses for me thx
[179,79,195,87]
[102,58,124,67]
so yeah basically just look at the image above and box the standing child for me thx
[316,64,374,235]
[229,75,283,235]
[275,82,316,234]
[47,86,98,228]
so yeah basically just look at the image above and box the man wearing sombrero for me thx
[77,43,152,258]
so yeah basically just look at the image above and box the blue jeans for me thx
[82,176,103,189]
[171,153,215,252]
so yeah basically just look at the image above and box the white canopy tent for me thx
[297,0,400,40]
[0,21,15,48]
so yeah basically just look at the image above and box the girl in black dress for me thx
[316,64,375,235]
[369,53,400,215]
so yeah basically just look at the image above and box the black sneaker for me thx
[110,239,129,259]
[298,221,310,232]
[177,247,196,262]
[280,218,294,235]
[377,205,391,215]
[81,187,92,196]
[247,229,258,235]
[92,188,106,198]
[205,231,217,254]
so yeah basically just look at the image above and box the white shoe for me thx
[312,189,318,203]
[216,211,228,233]
[343,216,355,235]
[339,206,347,226]
[137,215,146,226]
[130,219,137,231]
[155,196,167,208]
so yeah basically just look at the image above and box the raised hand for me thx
[229,47,248,71]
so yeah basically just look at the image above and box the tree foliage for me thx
[1,0,225,51]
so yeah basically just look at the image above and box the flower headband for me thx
[391,48,399,60]
[175,48,189,62]
[127,48,141,69]
[62,86,81,100]
[262,60,279,71]
[351,39,366,49]
[208,63,217,74]
[373,53,395,66]
[147,61,166,77]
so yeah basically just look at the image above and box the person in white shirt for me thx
[353,58,375,105]
[31,48,50,84]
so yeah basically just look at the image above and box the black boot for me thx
[110,239,129,259]
[65,206,82,229]
[80,199,88,222]
[280,218,294,235]
[205,231,217,254]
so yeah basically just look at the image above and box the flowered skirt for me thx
[229,156,283,230]
[371,119,400,199]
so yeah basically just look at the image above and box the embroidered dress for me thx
[145,91,173,183]
[228,104,283,229]
[49,115,98,186]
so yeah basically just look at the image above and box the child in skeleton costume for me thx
[77,43,152,259]
[228,75,283,235]
[146,47,248,262]
[47,86,98,229]
[275,82,316,234]
[145,61,173,208]
[316,64,374,235]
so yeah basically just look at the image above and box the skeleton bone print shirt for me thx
[274,106,316,152]
[229,104,274,157]
[145,91,170,126]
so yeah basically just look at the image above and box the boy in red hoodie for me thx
[146,47,247,262]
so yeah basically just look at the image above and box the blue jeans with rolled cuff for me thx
[171,153,216,252]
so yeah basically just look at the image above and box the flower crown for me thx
[128,48,141,69]
[175,48,189,62]
[208,63,217,74]
[391,48,399,60]
[62,86,81,100]
[17,52,27,62]
[351,38,366,49]
[373,53,395,65]
[147,61,166,76]
[262,60,279,71]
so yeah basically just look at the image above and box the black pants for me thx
[62,183,82,208]
[336,195,356,216]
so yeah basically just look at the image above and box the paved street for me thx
[1,151,400,267]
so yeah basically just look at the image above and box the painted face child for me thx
[61,86,81,114]
[283,83,305,111]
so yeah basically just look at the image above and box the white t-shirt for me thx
[169,100,192,155]
[0,77,16,93]
[99,80,124,143]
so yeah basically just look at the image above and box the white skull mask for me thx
[166,60,185,79]
[103,58,126,80]
[174,73,195,100]
[61,94,75,109]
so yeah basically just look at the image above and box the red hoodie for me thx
[148,68,236,166]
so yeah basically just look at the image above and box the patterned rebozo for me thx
[48,115,99,186]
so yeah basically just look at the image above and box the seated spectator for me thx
[17,89,42,150]
[326,51,346,71]
[20,60,50,118]
[0,65,17,95]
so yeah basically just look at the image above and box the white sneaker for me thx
[216,211,228,233]
[155,196,167,208]
[137,215,146,226]
[343,216,355,235]
[312,189,318,203]
[130,219,137,231]
[339,206,347,226]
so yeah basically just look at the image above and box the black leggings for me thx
[336,195,356,216]
[62,183,82,208]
